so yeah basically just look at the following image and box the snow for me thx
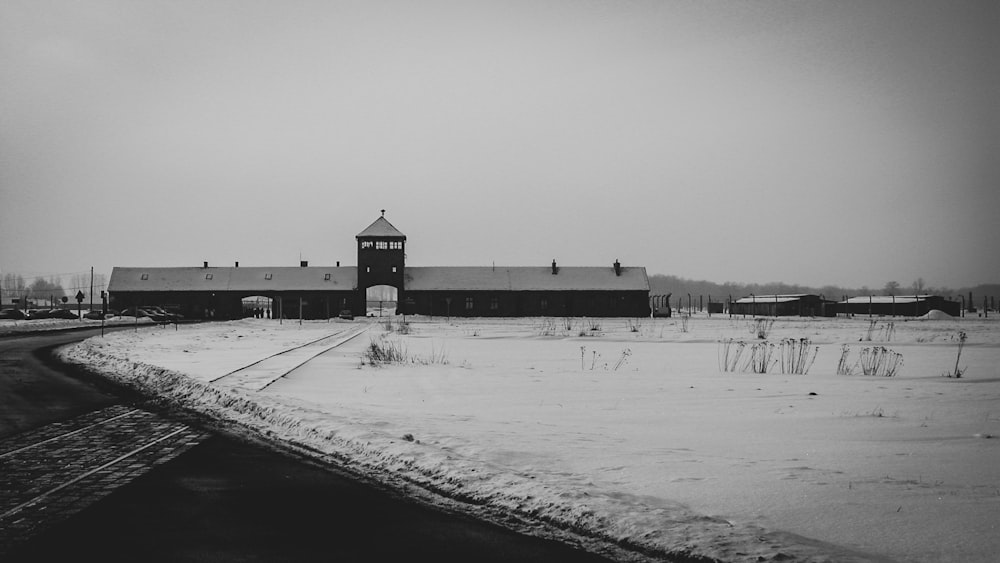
[54,315,1000,562]
[0,315,153,335]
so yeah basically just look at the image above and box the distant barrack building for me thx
[838,295,961,317]
[728,293,961,318]
[730,294,837,317]
[108,213,651,320]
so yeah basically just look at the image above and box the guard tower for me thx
[356,210,406,314]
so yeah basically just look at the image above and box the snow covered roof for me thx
[734,294,814,304]
[841,295,936,304]
[404,266,649,292]
[356,216,405,239]
[109,267,357,293]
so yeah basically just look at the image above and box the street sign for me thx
[75,290,85,303]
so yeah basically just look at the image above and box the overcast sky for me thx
[2,0,997,292]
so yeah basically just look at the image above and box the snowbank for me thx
[0,316,152,336]
[919,309,954,320]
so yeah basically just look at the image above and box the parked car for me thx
[119,306,166,321]
[26,309,51,320]
[142,305,182,322]
[338,309,354,320]
[47,309,79,320]
[0,309,27,320]
[84,309,114,320]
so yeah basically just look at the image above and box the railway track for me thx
[0,404,208,555]
[209,323,372,391]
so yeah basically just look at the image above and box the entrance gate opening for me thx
[365,285,398,317]
[241,296,274,319]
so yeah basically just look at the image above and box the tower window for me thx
[361,241,373,249]
[392,266,397,273]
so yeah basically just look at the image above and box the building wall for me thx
[729,296,836,317]
[843,297,960,317]
[407,290,649,317]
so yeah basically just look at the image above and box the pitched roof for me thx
[404,266,649,292]
[109,267,357,293]
[356,216,405,239]
[841,295,938,304]
[734,294,816,304]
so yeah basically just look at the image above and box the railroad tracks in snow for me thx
[208,322,373,391]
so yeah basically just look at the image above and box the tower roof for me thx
[356,214,405,239]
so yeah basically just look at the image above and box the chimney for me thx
[235,261,239,268]
[300,260,308,267]
[203,261,208,269]
[551,259,557,275]
[336,261,340,267]
[614,259,621,276]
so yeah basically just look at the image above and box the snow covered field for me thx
[55,315,1000,562]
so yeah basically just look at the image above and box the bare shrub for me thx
[778,338,819,375]
[836,345,855,375]
[857,346,903,377]
[745,341,777,373]
[880,322,895,342]
[749,318,774,339]
[718,339,746,372]
[536,318,558,336]
[362,336,408,365]
[361,335,447,366]
[718,339,776,373]
[679,313,690,333]
[627,318,642,332]
[944,331,967,378]
[863,319,878,341]
[612,348,632,371]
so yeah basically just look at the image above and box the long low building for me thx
[729,294,837,317]
[108,214,651,319]
[839,295,960,317]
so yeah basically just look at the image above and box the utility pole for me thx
[90,267,94,313]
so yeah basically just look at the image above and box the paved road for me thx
[0,328,620,562]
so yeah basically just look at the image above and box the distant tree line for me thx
[1,272,108,308]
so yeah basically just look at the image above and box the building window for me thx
[205,273,213,280]
[540,298,548,311]
[490,297,499,310]
[366,266,371,273]
[392,266,397,273]
[324,273,331,280]
[265,273,272,280]
[465,297,474,310]
[140,273,148,280]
